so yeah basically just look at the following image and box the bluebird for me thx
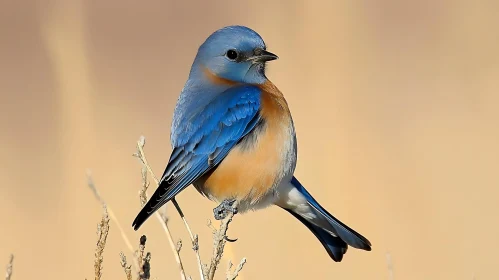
[132,26,371,261]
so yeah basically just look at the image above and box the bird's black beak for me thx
[247,49,278,63]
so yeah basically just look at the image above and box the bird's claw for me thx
[224,236,238,242]
[213,198,238,220]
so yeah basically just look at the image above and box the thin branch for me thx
[94,205,110,280]
[137,236,151,280]
[135,136,205,280]
[136,235,147,279]
[226,258,246,280]
[139,167,150,207]
[141,253,151,280]
[5,254,13,280]
[207,201,239,280]
[87,171,139,273]
[176,239,183,253]
[120,252,133,280]
[192,234,207,279]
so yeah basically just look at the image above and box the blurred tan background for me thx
[1,0,498,279]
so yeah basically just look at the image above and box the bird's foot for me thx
[213,198,238,220]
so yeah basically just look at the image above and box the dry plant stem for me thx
[140,253,151,280]
[87,171,139,273]
[136,136,205,280]
[137,235,147,279]
[226,258,246,280]
[139,167,149,207]
[94,205,110,280]
[120,252,133,280]
[207,201,239,280]
[154,211,186,280]
[5,254,13,280]
[137,235,151,280]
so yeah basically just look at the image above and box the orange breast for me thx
[199,81,294,203]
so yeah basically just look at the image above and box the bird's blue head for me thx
[190,26,278,85]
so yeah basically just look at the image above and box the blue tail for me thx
[283,208,349,261]
[280,177,371,262]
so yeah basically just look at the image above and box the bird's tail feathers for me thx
[279,177,371,261]
[290,177,372,251]
[283,208,348,262]
[132,179,171,230]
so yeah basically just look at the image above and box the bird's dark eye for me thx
[226,49,238,60]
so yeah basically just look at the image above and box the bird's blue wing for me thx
[132,85,261,230]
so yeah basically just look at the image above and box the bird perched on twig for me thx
[132,25,371,262]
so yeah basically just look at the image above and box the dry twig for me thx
[226,258,246,280]
[139,167,150,207]
[120,252,133,280]
[87,171,139,273]
[136,235,151,280]
[5,254,13,280]
[176,239,183,253]
[141,253,151,280]
[136,235,146,279]
[94,205,110,280]
[207,202,239,280]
